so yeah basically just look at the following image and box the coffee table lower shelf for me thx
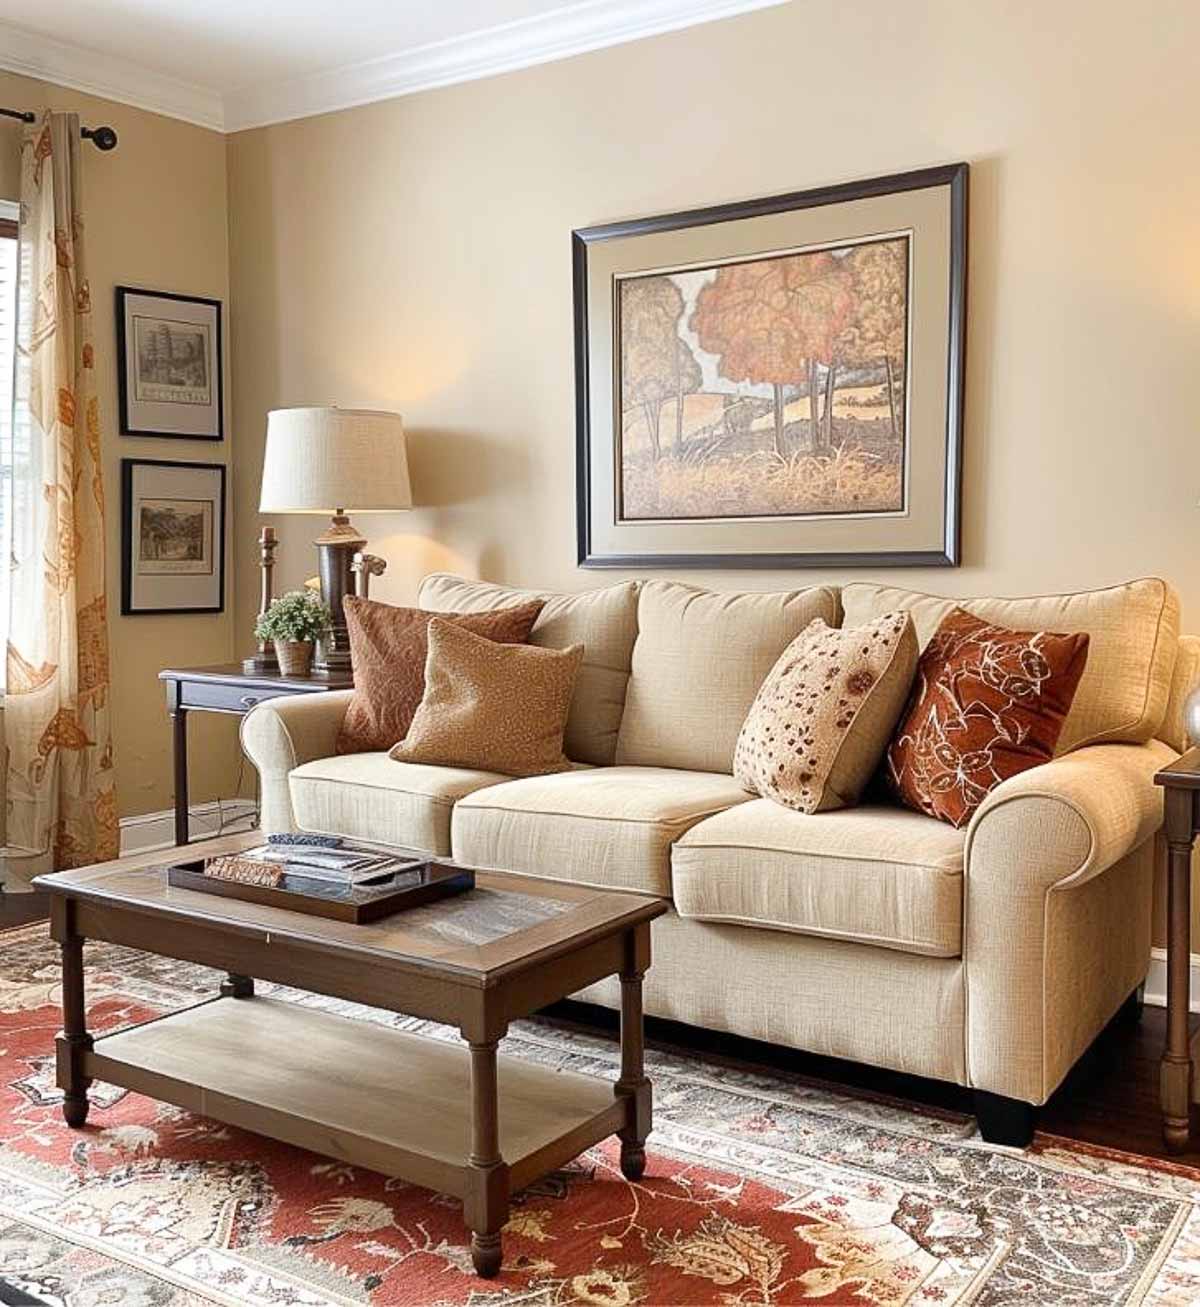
[81,996,627,1199]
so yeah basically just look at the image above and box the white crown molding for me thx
[0,20,225,132]
[0,0,786,136]
[222,0,791,132]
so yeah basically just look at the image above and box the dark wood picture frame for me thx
[116,286,224,441]
[121,458,226,615]
[572,163,968,569]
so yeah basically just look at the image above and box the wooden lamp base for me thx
[315,514,366,672]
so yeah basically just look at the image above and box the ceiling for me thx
[0,0,787,132]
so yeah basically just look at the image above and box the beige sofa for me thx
[241,573,1197,1146]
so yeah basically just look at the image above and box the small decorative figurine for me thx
[351,551,387,599]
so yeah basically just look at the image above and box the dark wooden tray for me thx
[167,856,474,923]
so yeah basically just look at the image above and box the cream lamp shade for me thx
[258,407,412,513]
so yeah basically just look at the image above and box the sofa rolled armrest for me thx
[240,691,354,833]
[963,739,1176,1105]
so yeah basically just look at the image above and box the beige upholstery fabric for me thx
[240,690,353,833]
[1160,633,1200,751]
[289,752,508,855]
[418,573,639,765]
[576,910,966,1085]
[616,580,841,773]
[842,578,1180,753]
[674,800,964,957]
[451,766,752,895]
[964,739,1173,1102]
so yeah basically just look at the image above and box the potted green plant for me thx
[254,590,332,677]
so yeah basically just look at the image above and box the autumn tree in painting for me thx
[690,252,853,456]
[836,240,908,439]
[620,277,702,461]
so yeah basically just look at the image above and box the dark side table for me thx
[159,664,354,847]
[1155,746,1200,1151]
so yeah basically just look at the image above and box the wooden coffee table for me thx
[34,833,666,1277]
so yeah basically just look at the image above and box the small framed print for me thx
[121,459,226,615]
[116,287,224,440]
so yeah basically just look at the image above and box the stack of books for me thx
[205,839,424,890]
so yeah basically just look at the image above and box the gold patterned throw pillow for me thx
[390,619,584,777]
[734,613,918,814]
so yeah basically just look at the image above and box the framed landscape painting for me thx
[573,163,967,568]
[116,287,224,440]
[121,459,226,614]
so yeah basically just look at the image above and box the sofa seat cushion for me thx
[289,753,508,855]
[451,766,753,896]
[673,799,965,957]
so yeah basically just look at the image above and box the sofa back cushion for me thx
[417,573,639,765]
[615,579,841,774]
[841,578,1180,753]
[1161,633,1200,752]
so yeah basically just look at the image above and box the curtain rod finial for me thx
[82,125,118,151]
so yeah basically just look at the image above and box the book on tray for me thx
[204,838,425,889]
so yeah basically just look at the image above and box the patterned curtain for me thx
[4,112,116,870]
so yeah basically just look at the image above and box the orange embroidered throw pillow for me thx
[336,595,545,754]
[887,608,1090,828]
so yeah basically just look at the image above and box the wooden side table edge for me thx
[1155,755,1200,1152]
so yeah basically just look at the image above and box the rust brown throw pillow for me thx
[336,595,545,754]
[390,619,584,777]
[887,608,1090,828]
[734,613,918,814]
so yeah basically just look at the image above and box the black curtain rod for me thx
[0,106,118,151]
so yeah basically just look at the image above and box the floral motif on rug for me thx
[1,923,1199,1305]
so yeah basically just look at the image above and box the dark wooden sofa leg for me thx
[1118,982,1145,1026]
[975,1091,1036,1147]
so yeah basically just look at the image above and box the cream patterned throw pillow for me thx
[734,613,918,814]
[390,619,584,777]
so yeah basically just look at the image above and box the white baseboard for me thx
[1143,947,1200,1012]
[118,799,258,855]
[1,799,256,892]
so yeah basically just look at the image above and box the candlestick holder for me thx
[243,526,280,672]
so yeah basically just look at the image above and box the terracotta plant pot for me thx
[275,640,314,677]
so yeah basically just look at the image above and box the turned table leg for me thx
[464,1037,509,1278]
[56,908,93,1128]
[1163,787,1196,1153]
[616,926,652,1181]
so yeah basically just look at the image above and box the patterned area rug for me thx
[2,923,1200,1306]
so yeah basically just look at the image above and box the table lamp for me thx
[258,406,412,671]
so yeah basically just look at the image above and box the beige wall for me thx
[1,71,238,820]
[227,0,1199,629]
